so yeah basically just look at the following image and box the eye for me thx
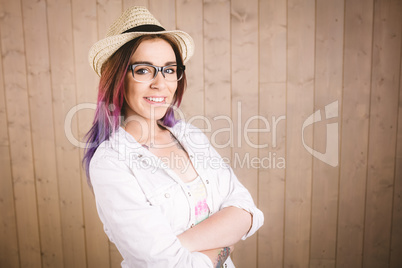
[164,66,177,75]
[134,66,153,75]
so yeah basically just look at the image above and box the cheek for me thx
[124,89,143,115]
[169,84,178,97]
[125,82,143,102]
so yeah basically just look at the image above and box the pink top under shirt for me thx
[186,176,210,225]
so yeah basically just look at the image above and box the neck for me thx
[123,114,165,144]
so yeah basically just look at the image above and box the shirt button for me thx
[189,155,193,158]
[138,154,143,158]
[206,180,209,184]
[188,192,191,197]
[164,193,170,198]
[191,224,195,228]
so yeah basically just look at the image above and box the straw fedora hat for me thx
[88,6,194,76]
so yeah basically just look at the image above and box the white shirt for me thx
[90,121,264,268]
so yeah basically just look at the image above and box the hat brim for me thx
[88,30,194,76]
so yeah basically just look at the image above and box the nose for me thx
[150,71,166,89]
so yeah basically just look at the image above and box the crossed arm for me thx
[91,153,258,267]
[178,206,252,267]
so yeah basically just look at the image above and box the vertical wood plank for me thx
[310,0,344,267]
[364,0,402,266]
[390,36,402,268]
[336,0,374,267]
[176,0,205,129]
[96,2,124,267]
[258,0,287,267]
[0,0,42,266]
[97,0,122,38]
[284,0,315,267]
[203,0,231,159]
[109,243,123,268]
[149,0,175,30]
[0,20,20,268]
[71,0,110,267]
[230,0,259,267]
[123,0,148,10]
[1,2,402,268]
[21,0,64,267]
[46,0,87,267]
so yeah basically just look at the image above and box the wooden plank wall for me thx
[0,0,401,267]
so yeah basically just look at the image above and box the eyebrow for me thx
[131,61,177,66]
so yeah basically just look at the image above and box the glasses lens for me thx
[132,65,156,82]
[163,65,183,82]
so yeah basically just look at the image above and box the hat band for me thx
[122,24,165,34]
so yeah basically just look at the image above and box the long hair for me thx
[83,34,187,187]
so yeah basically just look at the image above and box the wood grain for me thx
[149,0,175,30]
[284,0,315,267]
[258,0,287,267]
[97,0,123,38]
[0,1,401,267]
[390,30,402,267]
[203,0,231,160]
[71,0,110,267]
[96,1,125,267]
[0,0,41,266]
[230,0,259,266]
[336,1,374,267]
[46,0,88,267]
[309,0,344,267]
[0,7,19,267]
[363,0,402,266]
[123,0,148,10]
[176,0,205,130]
[21,0,64,267]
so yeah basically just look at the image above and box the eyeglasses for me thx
[128,64,185,83]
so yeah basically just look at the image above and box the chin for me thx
[141,109,169,122]
[154,107,169,118]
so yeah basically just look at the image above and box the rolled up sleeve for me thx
[208,146,264,240]
[90,153,213,268]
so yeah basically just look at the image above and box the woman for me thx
[84,6,263,268]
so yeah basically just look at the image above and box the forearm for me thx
[178,206,252,252]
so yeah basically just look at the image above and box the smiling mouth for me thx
[144,97,166,104]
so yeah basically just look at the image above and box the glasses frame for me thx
[128,63,186,83]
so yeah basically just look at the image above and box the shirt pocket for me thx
[146,183,180,206]
[145,183,191,231]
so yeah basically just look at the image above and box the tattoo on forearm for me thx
[215,247,231,268]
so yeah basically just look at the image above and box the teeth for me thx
[146,97,164,103]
